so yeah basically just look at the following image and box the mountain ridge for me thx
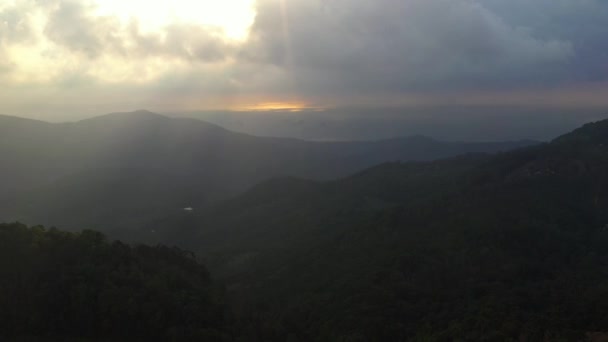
[0,110,538,235]
[3,115,608,340]
[148,117,608,340]
[2,110,541,144]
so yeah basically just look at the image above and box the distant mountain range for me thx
[169,106,607,142]
[0,110,535,232]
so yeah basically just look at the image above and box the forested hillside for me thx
[0,223,229,342]
[149,119,608,341]
[4,118,608,341]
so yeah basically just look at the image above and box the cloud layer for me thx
[247,0,573,92]
[1,0,608,117]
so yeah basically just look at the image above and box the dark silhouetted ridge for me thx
[552,117,608,145]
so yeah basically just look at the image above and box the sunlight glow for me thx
[93,0,256,41]
[236,102,324,112]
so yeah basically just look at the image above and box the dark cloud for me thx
[484,0,608,82]
[242,0,575,95]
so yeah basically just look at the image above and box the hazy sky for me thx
[1,0,608,120]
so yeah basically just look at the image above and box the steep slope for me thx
[164,119,608,341]
[0,111,533,233]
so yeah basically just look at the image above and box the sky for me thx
[1,0,608,122]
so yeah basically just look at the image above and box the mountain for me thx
[4,115,608,340]
[153,118,608,341]
[0,110,534,234]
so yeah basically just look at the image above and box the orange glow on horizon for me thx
[233,102,326,112]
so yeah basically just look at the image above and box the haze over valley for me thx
[0,110,535,237]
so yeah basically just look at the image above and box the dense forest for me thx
[3,119,608,341]
[0,223,229,342]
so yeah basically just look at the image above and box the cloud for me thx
[0,2,35,44]
[0,0,246,90]
[483,0,608,82]
[2,0,608,118]
[44,0,108,58]
[41,0,234,62]
[244,0,574,95]
[128,21,233,62]
[0,1,37,75]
